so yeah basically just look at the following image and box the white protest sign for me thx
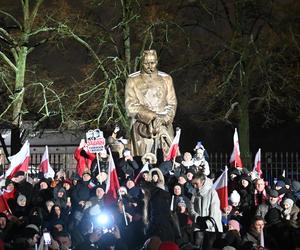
[86,129,105,153]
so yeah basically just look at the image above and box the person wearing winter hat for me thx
[229,190,241,207]
[225,220,242,249]
[158,241,179,250]
[282,198,299,226]
[228,219,240,232]
[21,224,40,248]
[256,189,282,219]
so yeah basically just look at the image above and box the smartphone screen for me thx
[43,232,51,245]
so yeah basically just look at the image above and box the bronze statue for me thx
[125,50,177,157]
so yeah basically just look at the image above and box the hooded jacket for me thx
[189,177,223,232]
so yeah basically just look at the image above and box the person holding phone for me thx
[117,148,139,182]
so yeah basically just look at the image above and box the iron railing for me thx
[1,150,299,181]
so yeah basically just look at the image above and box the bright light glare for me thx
[96,213,109,226]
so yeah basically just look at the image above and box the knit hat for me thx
[275,180,285,188]
[228,219,240,232]
[229,190,240,204]
[25,224,39,233]
[283,198,294,208]
[268,189,279,198]
[158,241,179,250]
[14,171,25,177]
[177,197,186,207]
[17,194,27,204]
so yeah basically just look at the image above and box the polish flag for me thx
[39,146,55,179]
[165,128,181,161]
[134,162,150,183]
[253,148,262,178]
[105,148,120,201]
[5,140,30,179]
[229,128,243,168]
[213,166,228,210]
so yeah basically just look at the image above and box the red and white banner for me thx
[213,166,228,211]
[5,140,30,179]
[105,148,120,201]
[253,148,262,178]
[229,128,243,168]
[39,146,55,179]
[165,128,181,161]
[134,162,150,183]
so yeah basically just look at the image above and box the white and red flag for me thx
[134,162,150,183]
[253,148,262,178]
[5,140,30,179]
[213,166,228,211]
[229,128,243,168]
[165,128,181,161]
[39,146,55,179]
[105,148,120,201]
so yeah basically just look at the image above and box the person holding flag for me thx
[190,172,223,249]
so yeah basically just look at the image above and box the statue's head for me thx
[141,50,158,74]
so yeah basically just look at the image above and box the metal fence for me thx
[208,152,300,182]
[1,151,300,181]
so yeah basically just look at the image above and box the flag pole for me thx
[96,153,101,184]
[118,191,128,226]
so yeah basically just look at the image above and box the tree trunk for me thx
[10,46,28,154]
[238,78,251,169]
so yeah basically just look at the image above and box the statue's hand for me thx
[152,118,163,135]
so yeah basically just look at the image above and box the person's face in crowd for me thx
[0,217,6,229]
[40,181,48,190]
[177,204,186,213]
[142,172,150,181]
[173,185,182,196]
[230,174,237,181]
[255,179,265,192]
[269,196,279,205]
[28,233,40,246]
[96,187,105,199]
[178,176,186,185]
[83,173,91,182]
[46,201,55,213]
[6,183,14,192]
[63,183,71,190]
[53,223,64,232]
[142,54,158,74]
[152,174,159,183]
[73,179,78,186]
[241,179,249,188]
[12,175,25,183]
[56,235,72,250]
[283,202,292,210]
[58,191,64,198]
[126,180,135,189]
[192,178,205,190]
[17,198,26,207]
[196,149,204,159]
[54,206,61,217]
[253,219,264,233]
[186,172,193,181]
[183,152,192,162]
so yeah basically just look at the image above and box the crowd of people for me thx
[0,137,299,250]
